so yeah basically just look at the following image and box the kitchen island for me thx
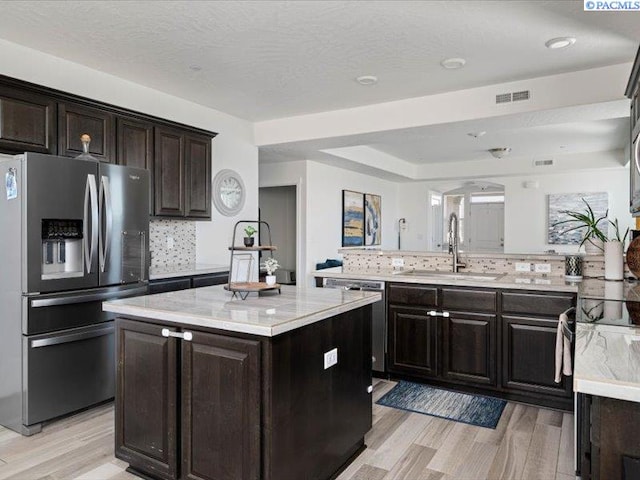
[103,285,381,480]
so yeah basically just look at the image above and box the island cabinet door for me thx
[441,312,497,386]
[115,319,178,480]
[181,331,261,480]
[388,305,439,378]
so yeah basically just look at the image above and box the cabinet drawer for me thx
[502,291,575,317]
[441,288,497,313]
[388,284,437,306]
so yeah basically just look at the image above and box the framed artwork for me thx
[547,192,608,244]
[364,193,382,246]
[342,190,364,246]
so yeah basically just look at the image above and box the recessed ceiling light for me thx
[467,131,486,138]
[488,147,512,159]
[440,58,466,69]
[545,37,576,49]
[356,75,378,85]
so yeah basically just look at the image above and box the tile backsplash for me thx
[149,219,195,267]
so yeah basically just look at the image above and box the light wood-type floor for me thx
[0,379,574,480]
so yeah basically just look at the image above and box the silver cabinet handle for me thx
[428,310,450,318]
[442,311,450,318]
[367,385,373,394]
[428,310,438,316]
[161,328,193,341]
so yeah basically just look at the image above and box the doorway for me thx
[259,185,297,285]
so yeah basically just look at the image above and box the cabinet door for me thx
[0,85,56,154]
[502,315,572,397]
[154,126,185,217]
[115,319,178,480]
[442,311,496,386]
[117,116,153,170]
[388,305,438,377]
[58,102,114,162]
[181,331,260,480]
[184,133,211,219]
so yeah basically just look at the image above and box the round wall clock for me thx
[212,169,246,216]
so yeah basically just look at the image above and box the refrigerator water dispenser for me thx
[41,219,83,279]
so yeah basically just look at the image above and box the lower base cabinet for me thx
[115,306,372,480]
[388,306,438,378]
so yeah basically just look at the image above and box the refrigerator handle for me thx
[83,175,98,274]
[99,175,113,273]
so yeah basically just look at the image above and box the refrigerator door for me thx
[23,153,99,294]
[98,163,149,286]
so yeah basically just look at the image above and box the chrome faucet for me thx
[448,213,466,273]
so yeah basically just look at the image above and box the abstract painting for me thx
[342,190,364,246]
[547,192,608,244]
[364,193,382,246]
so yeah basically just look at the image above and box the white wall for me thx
[0,38,258,266]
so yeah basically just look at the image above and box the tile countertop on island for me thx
[103,285,381,337]
[312,266,580,293]
[574,323,640,402]
[149,263,229,280]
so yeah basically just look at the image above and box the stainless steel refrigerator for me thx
[0,152,149,435]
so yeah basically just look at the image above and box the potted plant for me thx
[553,199,608,253]
[262,257,279,286]
[243,225,257,247]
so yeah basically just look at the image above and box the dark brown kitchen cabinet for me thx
[184,133,211,218]
[442,311,497,386]
[115,318,261,480]
[154,126,185,217]
[154,127,212,219]
[58,101,115,162]
[182,332,260,480]
[502,315,572,398]
[0,85,56,154]
[116,116,153,170]
[388,306,439,377]
[115,319,178,480]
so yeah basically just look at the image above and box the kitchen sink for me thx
[392,269,502,281]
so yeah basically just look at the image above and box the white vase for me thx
[604,240,624,281]
[265,275,276,286]
[584,237,604,254]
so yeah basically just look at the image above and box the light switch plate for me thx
[515,262,532,272]
[534,263,551,273]
[391,258,404,267]
[324,348,338,369]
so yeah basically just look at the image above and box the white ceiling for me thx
[0,1,636,179]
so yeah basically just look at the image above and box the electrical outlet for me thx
[167,237,175,249]
[391,258,404,268]
[515,262,532,272]
[324,348,338,370]
[534,263,551,273]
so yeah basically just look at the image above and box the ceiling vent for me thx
[512,90,531,102]
[495,89,531,104]
[533,159,554,167]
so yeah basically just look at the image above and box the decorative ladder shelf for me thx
[225,220,281,300]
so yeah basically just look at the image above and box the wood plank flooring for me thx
[0,379,574,480]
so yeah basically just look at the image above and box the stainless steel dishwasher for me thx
[323,278,386,374]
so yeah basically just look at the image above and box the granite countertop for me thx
[313,266,580,293]
[574,323,640,402]
[149,263,229,280]
[103,285,381,337]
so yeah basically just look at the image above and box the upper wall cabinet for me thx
[154,126,185,217]
[0,85,56,155]
[116,116,154,170]
[58,102,115,162]
[184,133,211,219]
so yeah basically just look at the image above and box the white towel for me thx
[555,312,573,383]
